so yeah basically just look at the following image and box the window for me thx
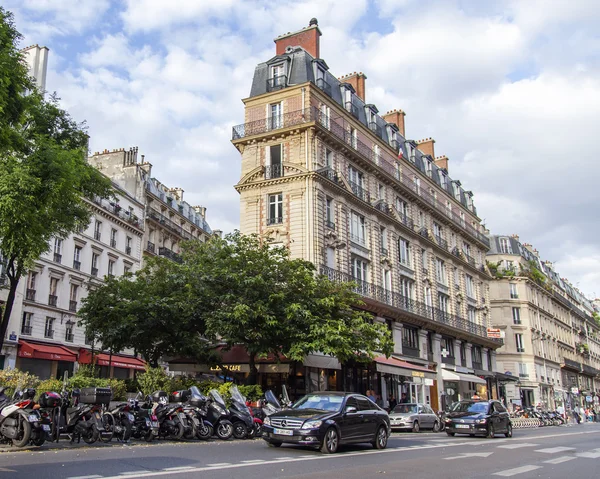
[512,307,521,324]
[320,104,330,129]
[124,264,131,275]
[49,277,58,296]
[413,176,421,194]
[399,278,414,300]
[462,241,471,257]
[350,127,357,149]
[378,182,385,200]
[439,172,447,189]
[270,102,282,129]
[515,333,525,353]
[402,326,419,350]
[446,201,452,217]
[433,222,442,239]
[70,284,78,302]
[373,145,381,164]
[348,165,363,188]
[499,237,512,254]
[325,147,333,168]
[398,238,411,267]
[518,363,528,378]
[382,269,392,291]
[351,256,368,282]
[21,312,33,335]
[454,268,460,286]
[459,211,465,227]
[270,64,284,90]
[439,293,449,313]
[325,197,335,228]
[349,211,366,245]
[421,248,428,271]
[27,271,37,290]
[65,322,74,342]
[472,346,482,365]
[418,210,425,228]
[460,342,467,364]
[326,247,335,268]
[73,246,82,270]
[380,227,388,254]
[424,286,432,308]
[267,144,283,179]
[268,193,283,225]
[465,274,474,298]
[510,283,518,299]
[423,158,432,176]
[396,197,410,218]
[53,238,63,262]
[110,229,117,248]
[126,236,132,255]
[108,259,115,277]
[467,306,476,323]
[44,317,55,338]
[94,220,102,241]
[441,337,454,357]
[91,253,99,276]
[435,258,447,285]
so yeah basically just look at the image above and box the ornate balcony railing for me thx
[348,180,369,202]
[266,75,287,92]
[146,241,155,254]
[48,294,57,307]
[232,106,489,248]
[374,201,392,215]
[435,235,448,250]
[158,247,182,263]
[319,265,496,341]
[317,167,340,184]
[316,78,332,97]
[73,260,81,270]
[397,212,414,229]
[265,164,283,179]
[147,209,195,241]
[267,216,283,226]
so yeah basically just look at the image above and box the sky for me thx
[6,0,600,299]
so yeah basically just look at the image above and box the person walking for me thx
[388,394,397,411]
[400,393,408,404]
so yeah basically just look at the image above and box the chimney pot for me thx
[274,20,322,58]
[382,109,407,137]
[340,72,367,102]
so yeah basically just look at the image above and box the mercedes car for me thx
[262,391,390,453]
[444,400,512,438]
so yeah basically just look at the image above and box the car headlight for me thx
[301,420,322,429]
[475,419,487,424]
[264,417,271,426]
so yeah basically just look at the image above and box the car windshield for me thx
[209,389,226,407]
[450,401,489,413]
[393,404,418,414]
[292,394,344,412]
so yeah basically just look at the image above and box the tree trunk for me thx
[247,352,258,385]
[0,259,22,353]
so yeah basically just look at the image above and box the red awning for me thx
[78,349,146,370]
[18,340,77,362]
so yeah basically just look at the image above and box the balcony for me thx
[21,325,32,335]
[25,289,36,301]
[110,239,117,248]
[369,122,383,138]
[73,260,81,271]
[94,231,101,241]
[374,201,392,216]
[90,197,143,230]
[267,217,283,226]
[316,78,332,97]
[69,300,77,312]
[402,344,420,358]
[147,209,194,240]
[319,265,498,342]
[345,102,359,119]
[126,246,132,255]
[463,251,477,267]
[48,295,57,307]
[397,212,414,230]
[325,220,336,230]
[317,167,340,184]
[442,355,456,365]
[265,164,283,179]
[45,329,54,339]
[91,267,98,277]
[158,247,182,263]
[65,332,74,343]
[266,75,287,92]
[348,180,369,202]
[435,235,448,250]
[146,241,156,254]
[349,233,366,246]
[53,253,62,263]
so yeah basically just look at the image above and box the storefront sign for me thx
[210,364,243,372]
[487,328,502,339]
[411,371,425,378]
[424,378,434,386]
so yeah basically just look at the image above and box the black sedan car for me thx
[262,392,390,453]
[444,400,512,438]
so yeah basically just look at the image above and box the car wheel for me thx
[432,421,440,433]
[446,431,455,436]
[505,423,513,438]
[412,421,420,433]
[372,426,388,450]
[486,424,495,439]
[267,440,282,448]
[321,427,339,454]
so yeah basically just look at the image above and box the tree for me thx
[183,232,393,384]
[78,257,211,367]
[0,9,113,351]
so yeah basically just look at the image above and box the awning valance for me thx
[442,368,487,385]
[18,341,77,362]
[303,354,341,370]
[374,356,436,380]
[79,349,146,370]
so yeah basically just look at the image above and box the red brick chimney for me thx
[383,110,406,137]
[339,72,367,102]
[416,138,435,158]
[275,18,322,58]
[434,155,449,171]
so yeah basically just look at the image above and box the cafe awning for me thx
[374,356,436,380]
[303,354,341,370]
[442,368,487,385]
[78,349,146,370]
[18,340,77,362]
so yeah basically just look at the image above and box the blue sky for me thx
[6,0,600,297]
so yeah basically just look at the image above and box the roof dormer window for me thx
[315,66,331,97]
[267,63,286,92]
[423,158,432,177]
[439,171,447,189]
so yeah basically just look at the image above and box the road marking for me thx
[162,467,195,471]
[576,450,600,458]
[445,452,493,460]
[206,463,232,467]
[535,446,576,454]
[66,476,102,479]
[544,456,576,464]
[240,460,265,463]
[493,465,542,476]
[121,472,151,476]
[498,443,539,449]
[274,457,294,460]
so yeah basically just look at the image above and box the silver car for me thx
[389,403,441,432]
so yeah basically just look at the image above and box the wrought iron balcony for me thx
[25,289,36,301]
[348,180,369,202]
[53,253,62,263]
[146,241,155,254]
[110,239,117,248]
[397,212,414,229]
[317,167,340,184]
[316,78,332,97]
[73,260,81,270]
[158,247,182,263]
[126,246,132,255]
[147,209,191,239]
[345,102,359,119]
[463,251,477,267]
[69,300,77,312]
[45,329,54,339]
[265,164,283,179]
[91,267,98,277]
[374,201,392,215]
[266,75,287,92]
[94,231,101,241]
[21,325,32,335]
[65,332,74,343]
[48,295,57,307]
[369,122,383,138]
[325,220,336,230]
[435,235,448,250]
[267,217,283,226]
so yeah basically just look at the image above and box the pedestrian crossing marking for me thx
[544,456,576,464]
[498,443,539,449]
[534,446,576,454]
[493,465,541,477]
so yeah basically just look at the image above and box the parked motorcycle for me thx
[150,391,186,440]
[129,392,159,442]
[229,385,257,439]
[0,386,39,447]
[184,386,213,440]
[170,390,197,440]
[205,389,234,440]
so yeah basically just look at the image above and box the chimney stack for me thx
[434,155,449,171]
[274,18,322,58]
[416,138,435,158]
[383,110,406,137]
[193,206,207,218]
[339,72,367,102]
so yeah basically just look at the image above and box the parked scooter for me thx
[129,392,159,442]
[205,389,234,440]
[183,386,213,440]
[229,385,257,439]
[150,391,187,440]
[0,385,39,447]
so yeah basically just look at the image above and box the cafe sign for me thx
[210,364,243,372]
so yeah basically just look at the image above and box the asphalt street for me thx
[0,424,599,479]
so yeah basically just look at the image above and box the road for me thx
[0,424,599,479]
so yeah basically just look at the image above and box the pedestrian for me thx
[389,394,397,411]
[376,394,383,408]
[367,390,376,403]
[400,393,408,403]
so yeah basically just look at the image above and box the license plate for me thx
[455,424,470,429]
[28,415,38,422]
[42,424,51,431]
[151,421,159,428]
[273,428,293,436]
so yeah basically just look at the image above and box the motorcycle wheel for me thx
[183,419,197,440]
[197,422,213,440]
[144,429,155,443]
[31,432,46,447]
[116,415,133,442]
[51,408,61,442]
[82,427,99,444]
[99,413,115,443]
[216,420,233,440]
[12,414,32,448]
[168,422,185,440]
[233,421,247,439]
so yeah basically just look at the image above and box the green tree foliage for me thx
[0,9,113,351]
[78,257,211,367]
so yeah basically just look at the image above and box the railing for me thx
[69,300,77,312]
[317,167,340,184]
[435,235,448,250]
[110,239,117,248]
[563,358,582,370]
[126,246,132,255]
[402,345,420,358]
[25,289,36,301]
[21,325,32,335]
[65,333,74,343]
[73,260,81,270]
[319,265,496,341]
[48,295,57,307]
[45,329,54,339]
[53,253,62,263]
[265,164,283,179]
[267,217,283,226]
[266,75,287,92]
[472,361,483,370]
[91,267,98,277]
[158,247,182,263]
[147,209,195,240]
[463,251,477,267]
[316,78,332,97]
[325,220,336,230]
[146,241,155,254]
[369,122,383,138]
[374,201,392,215]
[397,212,414,229]
[442,355,456,365]
[231,106,489,248]
[94,231,101,241]
[348,179,369,202]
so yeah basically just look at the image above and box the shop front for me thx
[16,340,77,379]
[374,356,436,408]
[441,368,487,409]
[78,349,146,379]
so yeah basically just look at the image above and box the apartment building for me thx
[2,182,146,379]
[488,235,600,410]
[88,147,213,263]
[231,19,501,408]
